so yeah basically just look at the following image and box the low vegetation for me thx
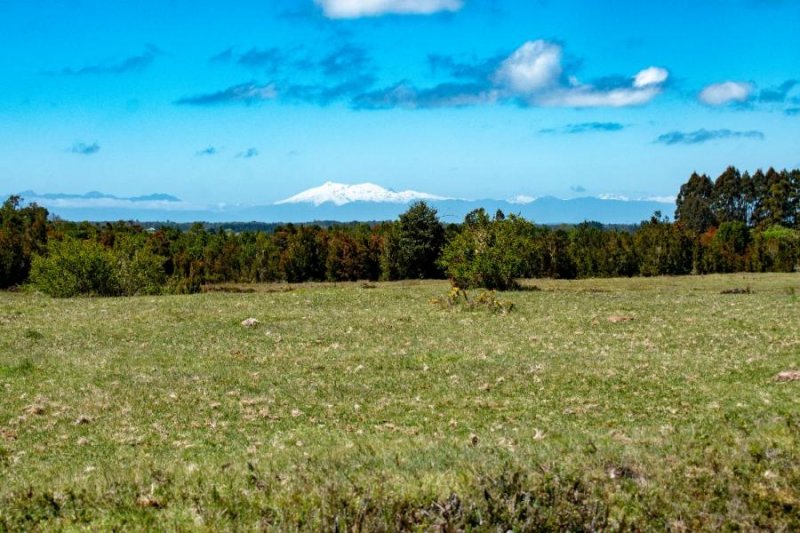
[1,274,799,529]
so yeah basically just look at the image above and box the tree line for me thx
[1,166,798,296]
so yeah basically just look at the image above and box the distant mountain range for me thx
[15,183,675,224]
[18,190,181,203]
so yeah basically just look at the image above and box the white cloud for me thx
[699,81,754,106]
[315,0,463,18]
[508,194,537,204]
[493,41,668,108]
[634,66,669,88]
[354,40,669,109]
[644,195,677,204]
[536,86,662,108]
[597,193,630,201]
[495,40,562,93]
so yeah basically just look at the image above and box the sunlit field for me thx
[1,274,799,530]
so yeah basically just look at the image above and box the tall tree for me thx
[711,166,747,224]
[390,202,445,279]
[675,172,716,233]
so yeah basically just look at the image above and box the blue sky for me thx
[1,0,798,205]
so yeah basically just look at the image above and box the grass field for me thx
[1,274,799,530]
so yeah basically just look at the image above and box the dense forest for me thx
[1,166,798,296]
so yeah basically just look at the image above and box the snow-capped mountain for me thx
[16,184,676,224]
[275,181,449,206]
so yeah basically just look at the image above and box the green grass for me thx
[1,274,799,530]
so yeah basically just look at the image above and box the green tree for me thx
[280,225,327,282]
[634,213,694,276]
[747,225,799,272]
[0,196,49,288]
[386,202,445,280]
[439,209,531,290]
[675,172,716,233]
[711,166,747,224]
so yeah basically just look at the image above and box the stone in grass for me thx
[74,415,92,425]
[241,318,259,328]
[774,370,800,382]
[607,315,634,323]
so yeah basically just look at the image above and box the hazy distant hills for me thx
[16,183,674,224]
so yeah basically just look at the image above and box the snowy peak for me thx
[275,181,449,206]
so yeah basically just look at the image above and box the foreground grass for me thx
[1,274,799,530]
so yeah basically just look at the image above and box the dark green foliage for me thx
[568,222,637,278]
[711,166,748,224]
[541,229,577,279]
[747,225,799,272]
[634,213,694,276]
[675,172,717,232]
[0,196,48,288]
[30,238,121,297]
[279,225,327,282]
[698,222,751,273]
[439,209,529,290]
[386,202,445,280]
[248,232,282,282]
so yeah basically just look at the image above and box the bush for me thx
[30,238,121,297]
[747,225,799,272]
[439,210,530,290]
[115,249,166,296]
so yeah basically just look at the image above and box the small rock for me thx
[136,495,162,508]
[774,370,800,382]
[241,318,259,328]
[607,315,634,323]
[24,404,46,415]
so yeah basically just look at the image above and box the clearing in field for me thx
[1,274,799,530]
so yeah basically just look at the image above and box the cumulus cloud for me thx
[356,40,668,109]
[495,40,563,93]
[633,67,669,88]
[69,142,100,155]
[535,83,663,108]
[315,0,463,18]
[175,82,277,106]
[654,129,764,145]
[699,81,754,106]
[496,41,668,107]
[188,40,667,110]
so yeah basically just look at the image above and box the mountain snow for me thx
[275,181,449,206]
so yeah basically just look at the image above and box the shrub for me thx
[439,210,531,290]
[747,225,799,272]
[431,287,514,314]
[30,238,120,297]
[115,249,167,296]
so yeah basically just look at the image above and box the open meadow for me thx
[1,274,799,530]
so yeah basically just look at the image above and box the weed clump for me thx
[431,287,514,315]
[721,287,752,294]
